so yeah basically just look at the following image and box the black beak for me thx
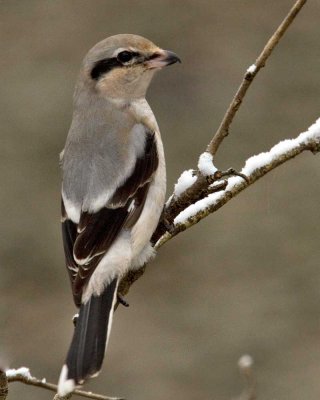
[162,50,182,66]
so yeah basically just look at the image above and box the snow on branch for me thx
[198,152,218,176]
[174,169,197,197]
[5,367,122,400]
[156,118,320,248]
[6,367,32,380]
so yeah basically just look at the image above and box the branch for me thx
[117,0,309,298]
[6,368,123,400]
[156,119,320,248]
[206,0,308,156]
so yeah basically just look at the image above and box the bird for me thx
[58,34,180,396]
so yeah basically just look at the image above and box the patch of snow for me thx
[174,117,320,226]
[242,117,320,176]
[6,367,32,380]
[247,64,257,74]
[297,116,320,142]
[174,176,243,225]
[174,169,197,197]
[198,152,218,176]
[238,354,254,369]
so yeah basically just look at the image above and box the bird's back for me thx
[61,97,142,212]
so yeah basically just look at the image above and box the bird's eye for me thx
[117,51,133,63]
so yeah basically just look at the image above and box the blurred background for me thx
[1,1,320,399]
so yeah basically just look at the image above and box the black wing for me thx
[61,131,158,306]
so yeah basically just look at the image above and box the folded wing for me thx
[61,130,158,306]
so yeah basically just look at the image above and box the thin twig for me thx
[8,373,123,400]
[206,0,307,156]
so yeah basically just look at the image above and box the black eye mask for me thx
[90,51,141,81]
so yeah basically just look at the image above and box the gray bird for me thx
[58,34,180,395]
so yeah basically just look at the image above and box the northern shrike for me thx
[58,34,180,395]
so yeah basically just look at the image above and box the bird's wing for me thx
[61,130,158,306]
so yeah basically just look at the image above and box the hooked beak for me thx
[145,50,181,69]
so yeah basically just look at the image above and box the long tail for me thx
[58,278,118,396]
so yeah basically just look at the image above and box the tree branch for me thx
[6,368,123,400]
[206,0,308,156]
[155,120,320,249]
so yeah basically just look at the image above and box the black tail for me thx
[58,278,118,395]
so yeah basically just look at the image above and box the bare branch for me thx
[7,368,123,400]
[206,0,308,156]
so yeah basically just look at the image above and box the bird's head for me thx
[79,34,181,101]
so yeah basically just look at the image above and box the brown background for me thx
[1,1,320,399]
